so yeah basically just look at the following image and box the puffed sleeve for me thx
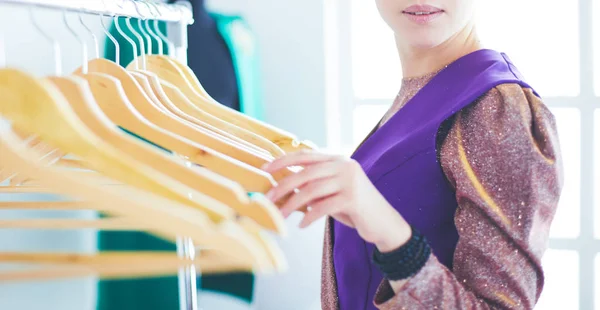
[373,84,564,309]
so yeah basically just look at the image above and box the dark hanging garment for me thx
[185,0,240,112]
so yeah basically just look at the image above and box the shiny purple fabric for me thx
[332,49,536,310]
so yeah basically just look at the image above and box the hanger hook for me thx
[99,0,120,64]
[113,9,138,69]
[63,10,88,74]
[78,12,99,59]
[126,0,146,69]
[133,0,153,57]
[141,0,162,56]
[0,33,5,68]
[29,6,62,75]
[154,2,175,57]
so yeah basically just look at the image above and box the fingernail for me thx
[261,162,270,170]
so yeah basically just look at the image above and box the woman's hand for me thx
[262,151,412,252]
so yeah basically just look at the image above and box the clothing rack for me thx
[0,1,198,310]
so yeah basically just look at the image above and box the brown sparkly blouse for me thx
[321,71,563,309]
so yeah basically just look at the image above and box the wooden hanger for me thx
[71,60,276,192]
[46,75,285,233]
[132,69,286,157]
[130,70,274,157]
[0,122,286,271]
[0,68,236,224]
[127,70,271,157]
[125,59,299,182]
[0,216,286,271]
[73,59,280,176]
[137,55,317,152]
[0,251,257,283]
[0,125,272,270]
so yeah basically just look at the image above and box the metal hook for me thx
[29,6,61,75]
[154,2,175,57]
[0,33,5,68]
[141,0,163,55]
[133,1,153,56]
[115,16,138,68]
[126,0,146,69]
[99,0,120,64]
[78,12,99,59]
[63,10,88,74]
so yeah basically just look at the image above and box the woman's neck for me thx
[396,22,482,78]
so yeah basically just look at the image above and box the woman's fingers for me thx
[298,195,345,228]
[262,151,339,173]
[280,179,342,217]
[266,162,341,202]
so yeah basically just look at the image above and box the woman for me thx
[262,0,563,309]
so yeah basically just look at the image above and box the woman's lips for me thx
[402,5,444,24]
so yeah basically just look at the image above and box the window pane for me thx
[476,1,579,97]
[549,108,581,238]
[536,250,579,310]
[352,105,388,148]
[350,0,401,99]
[350,1,579,99]
[595,0,600,96]
[596,254,600,310]
[595,110,600,239]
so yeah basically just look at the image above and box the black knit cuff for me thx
[371,226,431,281]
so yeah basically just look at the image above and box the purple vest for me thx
[332,49,537,309]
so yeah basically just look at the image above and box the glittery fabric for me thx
[321,74,563,309]
[379,70,441,127]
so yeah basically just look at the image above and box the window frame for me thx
[324,0,599,308]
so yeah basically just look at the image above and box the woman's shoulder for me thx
[438,81,562,191]
[461,82,555,128]
[440,81,560,168]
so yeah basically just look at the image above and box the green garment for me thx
[211,12,265,120]
[97,14,264,310]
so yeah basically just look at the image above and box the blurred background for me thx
[0,0,598,309]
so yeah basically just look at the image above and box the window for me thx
[476,0,580,97]
[592,0,600,96]
[594,109,600,239]
[537,250,579,310]
[350,0,400,100]
[326,0,599,308]
[550,108,581,239]
[596,254,600,310]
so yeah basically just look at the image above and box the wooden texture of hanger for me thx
[73,59,279,175]
[46,75,285,233]
[0,125,271,270]
[127,70,271,158]
[0,218,154,230]
[72,60,276,193]
[130,70,275,157]
[125,58,295,182]
[0,216,286,271]
[0,68,235,224]
[133,69,286,157]
[138,55,317,152]
[0,251,255,282]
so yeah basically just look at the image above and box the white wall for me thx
[206,0,328,147]
[0,1,328,309]
[205,1,328,309]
